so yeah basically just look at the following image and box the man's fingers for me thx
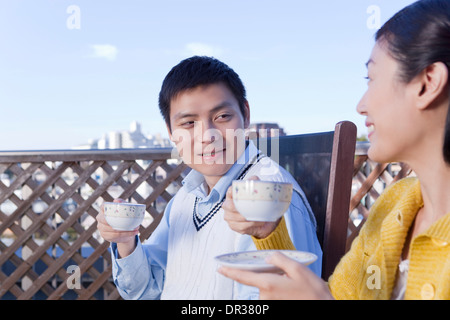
[226,186,233,200]
[221,198,234,213]
[96,209,107,224]
[227,176,259,200]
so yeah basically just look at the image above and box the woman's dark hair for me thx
[376,0,450,164]
[158,56,247,132]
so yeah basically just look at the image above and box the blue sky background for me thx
[0,0,416,150]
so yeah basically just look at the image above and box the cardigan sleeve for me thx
[251,216,296,250]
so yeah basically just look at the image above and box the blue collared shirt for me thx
[111,141,322,299]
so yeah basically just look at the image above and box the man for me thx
[96,56,322,299]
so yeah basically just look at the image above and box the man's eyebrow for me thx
[209,101,234,114]
[172,101,234,121]
[173,112,196,121]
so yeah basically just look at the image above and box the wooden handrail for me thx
[0,148,175,162]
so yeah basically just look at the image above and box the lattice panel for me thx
[347,155,413,250]
[0,150,188,300]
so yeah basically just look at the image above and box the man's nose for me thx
[195,121,222,143]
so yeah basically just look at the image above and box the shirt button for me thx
[421,283,435,300]
[432,238,448,247]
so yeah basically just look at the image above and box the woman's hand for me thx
[96,198,139,258]
[222,176,280,239]
[219,252,333,300]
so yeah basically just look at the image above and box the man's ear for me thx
[415,62,449,110]
[166,123,173,141]
[243,100,250,128]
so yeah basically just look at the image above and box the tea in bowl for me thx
[103,202,146,231]
[232,180,293,221]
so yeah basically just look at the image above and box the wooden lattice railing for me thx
[347,142,413,250]
[0,149,189,300]
[0,143,412,300]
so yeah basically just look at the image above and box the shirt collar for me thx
[182,140,260,201]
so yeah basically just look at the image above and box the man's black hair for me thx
[158,56,247,131]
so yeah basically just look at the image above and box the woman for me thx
[219,0,450,300]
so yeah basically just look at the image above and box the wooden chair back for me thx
[253,121,357,279]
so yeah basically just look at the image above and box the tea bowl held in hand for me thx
[232,180,293,222]
[103,202,146,231]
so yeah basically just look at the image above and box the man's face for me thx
[168,83,250,187]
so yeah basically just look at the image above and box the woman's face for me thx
[357,41,422,164]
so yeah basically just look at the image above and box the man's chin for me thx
[192,162,233,177]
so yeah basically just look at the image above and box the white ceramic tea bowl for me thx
[232,180,293,221]
[103,202,146,231]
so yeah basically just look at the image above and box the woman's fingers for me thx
[265,252,310,280]
[218,266,278,288]
[219,252,333,299]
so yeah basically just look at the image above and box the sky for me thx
[0,0,417,151]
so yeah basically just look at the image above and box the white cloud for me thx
[90,44,118,61]
[184,42,223,57]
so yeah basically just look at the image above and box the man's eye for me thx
[181,121,195,127]
[216,114,231,121]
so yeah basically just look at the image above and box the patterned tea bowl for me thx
[232,180,293,221]
[103,202,146,231]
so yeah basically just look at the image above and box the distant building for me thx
[73,121,172,150]
[246,122,286,138]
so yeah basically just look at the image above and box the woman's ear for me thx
[415,62,449,110]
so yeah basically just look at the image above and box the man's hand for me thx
[96,198,139,258]
[222,176,280,239]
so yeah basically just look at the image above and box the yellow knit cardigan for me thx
[254,177,450,300]
[329,177,450,299]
